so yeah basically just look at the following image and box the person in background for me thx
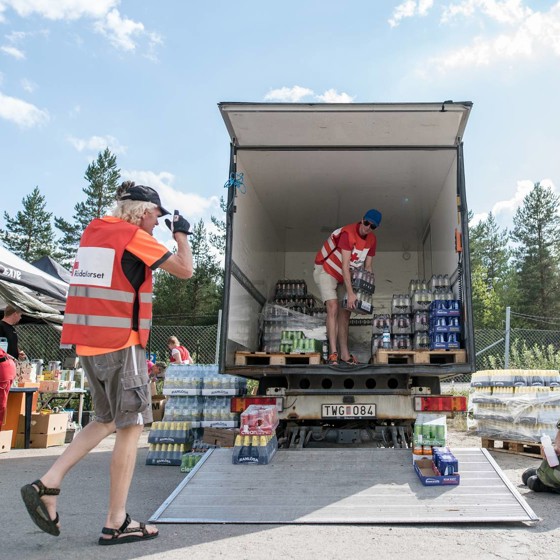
[21,181,193,544]
[167,335,193,364]
[150,361,167,382]
[313,208,381,366]
[0,347,17,430]
[0,305,27,360]
[522,421,560,493]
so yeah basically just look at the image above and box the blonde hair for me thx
[167,336,180,346]
[112,200,158,226]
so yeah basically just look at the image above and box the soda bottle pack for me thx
[232,434,278,465]
[341,267,376,315]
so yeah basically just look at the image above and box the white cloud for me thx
[1,45,25,59]
[441,0,533,25]
[420,1,560,70]
[94,8,144,52]
[0,91,49,127]
[67,134,127,154]
[315,89,355,103]
[121,169,222,224]
[264,86,355,103]
[264,86,314,102]
[0,2,160,55]
[389,0,434,27]
[69,104,81,118]
[491,179,556,219]
[21,78,36,92]
[0,0,118,20]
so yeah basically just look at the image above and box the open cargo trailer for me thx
[218,102,475,447]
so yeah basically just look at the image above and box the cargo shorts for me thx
[313,264,345,303]
[79,345,153,429]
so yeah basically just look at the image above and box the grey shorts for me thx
[313,264,345,303]
[79,345,153,429]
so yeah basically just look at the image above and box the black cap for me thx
[119,185,170,216]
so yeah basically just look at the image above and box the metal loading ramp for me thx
[150,448,539,524]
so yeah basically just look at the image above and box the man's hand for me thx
[165,212,192,236]
[347,292,358,309]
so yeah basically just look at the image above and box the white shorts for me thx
[313,264,344,303]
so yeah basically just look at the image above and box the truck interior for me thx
[218,102,475,383]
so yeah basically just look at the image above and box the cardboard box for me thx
[151,396,167,423]
[0,430,13,453]
[413,456,460,486]
[15,432,66,449]
[39,380,60,393]
[202,427,237,448]
[18,412,69,435]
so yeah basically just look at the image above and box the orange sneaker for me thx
[327,352,338,365]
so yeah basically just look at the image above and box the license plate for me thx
[321,403,376,419]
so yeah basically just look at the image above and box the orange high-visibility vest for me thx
[61,219,153,348]
[315,223,375,283]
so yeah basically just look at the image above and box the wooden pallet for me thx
[481,437,542,459]
[373,349,467,365]
[235,351,321,366]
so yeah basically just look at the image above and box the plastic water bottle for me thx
[382,327,391,350]
[541,434,559,467]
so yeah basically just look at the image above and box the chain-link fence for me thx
[16,323,219,365]
[15,323,560,384]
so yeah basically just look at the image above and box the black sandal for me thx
[98,513,159,546]
[20,479,61,536]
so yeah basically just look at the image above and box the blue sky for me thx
[1,0,559,247]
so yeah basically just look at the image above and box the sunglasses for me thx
[362,219,377,229]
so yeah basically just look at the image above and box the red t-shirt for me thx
[338,224,376,256]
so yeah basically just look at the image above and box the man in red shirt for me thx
[314,209,381,365]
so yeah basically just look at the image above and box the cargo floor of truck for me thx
[150,448,539,524]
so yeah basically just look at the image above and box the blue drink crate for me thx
[429,300,461,317]
[429,315,461,333]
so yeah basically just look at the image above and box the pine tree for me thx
[153,220,222,325]
[0,186,59,261]
[55,148,120,266]
[469,212,513,328]
[510,182,560,326]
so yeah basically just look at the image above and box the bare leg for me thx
[100,423,158,539]
[338,308,352,361]
[325,299,339,355]
[35,420,117,526]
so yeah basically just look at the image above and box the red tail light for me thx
[413,396,467,412]
[230,396,283,413]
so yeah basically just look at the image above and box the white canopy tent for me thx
[0,244,68,302]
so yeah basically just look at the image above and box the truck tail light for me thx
[230,396,283,413]
[413,395,467,412]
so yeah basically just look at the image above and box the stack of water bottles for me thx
[341,268,375,315]
[428,275,461,350]
[468,369,560,442]
[146,364,247,466]
[232,405,279,465]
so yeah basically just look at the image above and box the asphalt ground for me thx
[1,428,559,560]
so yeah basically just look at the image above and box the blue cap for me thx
[364,208,382,227]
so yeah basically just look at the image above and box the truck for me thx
[217,101,475,448]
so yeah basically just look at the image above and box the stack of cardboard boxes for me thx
[15,412,68,449]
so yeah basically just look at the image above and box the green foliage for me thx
[468,211,513,328]
[481,338,560,370]
[153,219,223,325]
[55,148,120,267]
[0,186,59,261]
[510,182,560,326]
